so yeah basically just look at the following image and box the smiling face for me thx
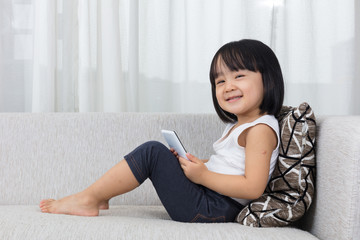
[214,59,264,123]
[210,40,284,123]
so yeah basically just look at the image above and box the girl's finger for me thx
[178,157,187,166]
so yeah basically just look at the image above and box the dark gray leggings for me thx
[124,141,243,223]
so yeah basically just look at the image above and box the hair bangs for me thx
[210,42,259,87]
[221,46,258,72]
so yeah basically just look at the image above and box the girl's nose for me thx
[225,81,235,92]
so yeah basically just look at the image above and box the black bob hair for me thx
[209,39,284,123]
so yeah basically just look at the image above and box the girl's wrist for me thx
[199,169,210,186]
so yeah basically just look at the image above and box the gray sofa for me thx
[0,113,359,240]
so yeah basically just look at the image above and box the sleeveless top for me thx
[205,115,280,205]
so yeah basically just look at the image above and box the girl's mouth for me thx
[226,96,242,102]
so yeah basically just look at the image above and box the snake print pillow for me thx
[236,102,316,227]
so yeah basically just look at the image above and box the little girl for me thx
[40,39,284,223]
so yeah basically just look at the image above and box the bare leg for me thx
[98,200,110,210]
[40,159,139,216]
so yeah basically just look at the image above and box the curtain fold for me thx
[78,0,125,112]
[353,0,360,115]
[0,0,359,114]
[32,0,56,112]
[126,0,139,111]
[98,0,125,112]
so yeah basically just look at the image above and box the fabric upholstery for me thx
[0,113,359,240]
[0,113,222,206]
[299,116,360,240]
[0,205,318,240]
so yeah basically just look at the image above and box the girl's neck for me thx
[235,112,265,126]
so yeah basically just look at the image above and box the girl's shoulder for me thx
[251,115,279,132]
[235,115,278,133]
[219,115,279,146]
[242,115,280,148]
[235,115,279,147]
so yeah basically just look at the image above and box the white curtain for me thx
[31,0,126,112]
[0,0,359,115]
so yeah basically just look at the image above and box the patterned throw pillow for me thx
[236,102,316,227]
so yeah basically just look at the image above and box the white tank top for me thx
[205,115,280,205]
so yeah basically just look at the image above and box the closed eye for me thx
[235,75,244,79]
[216,80,225,85]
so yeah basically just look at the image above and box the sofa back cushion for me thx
[0,113,223,205]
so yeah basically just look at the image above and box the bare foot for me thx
[39,193,100,216]
[99,200,109,210]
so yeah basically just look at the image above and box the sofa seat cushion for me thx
[0,205,318,240]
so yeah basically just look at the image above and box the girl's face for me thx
[214,60,264,122]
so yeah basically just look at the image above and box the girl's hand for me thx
[170,148,179,159]
[178,153,208,184]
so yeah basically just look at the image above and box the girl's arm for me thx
[178,124,277,200]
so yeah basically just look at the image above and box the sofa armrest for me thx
[300,116,360,240]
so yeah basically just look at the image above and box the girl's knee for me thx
[137,141,171,161]
[143,141,168,151]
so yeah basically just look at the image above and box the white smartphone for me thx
[161,130,189,160]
